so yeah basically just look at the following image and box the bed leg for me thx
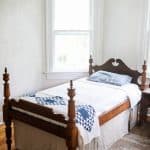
[136,102,142,126]
[3,103,12,150]
[66,81,78,150]
[4,114,12,150]
[3,68,12,150]
[128,108,133,132]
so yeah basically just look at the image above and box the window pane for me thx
[54,0,90,30]
[53,33,90,72]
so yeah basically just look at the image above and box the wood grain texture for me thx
[3,68,12,150]
[10,99,67,124]
[99,100,130,125]
[0,124,14,150]
[141,61,147,90]
[66,80,78,150]
[0,124,5,148]
[89,57,146,87]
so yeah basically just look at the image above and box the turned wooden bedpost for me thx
[3,68,12,150]
[66,80,78,150]
[140,60,147,90]
[89,55,93,75]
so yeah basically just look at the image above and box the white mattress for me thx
[19,77,141,116]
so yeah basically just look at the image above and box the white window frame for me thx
[143,0,150,78]
[44,0,94,79]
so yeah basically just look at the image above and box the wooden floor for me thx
[0,124,15,150]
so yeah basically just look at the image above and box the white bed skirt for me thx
[14,106,138,150]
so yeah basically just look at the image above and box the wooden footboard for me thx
[3,69,78,150]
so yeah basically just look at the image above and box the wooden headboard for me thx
[89,56,147,89]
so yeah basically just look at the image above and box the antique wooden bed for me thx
[3,56,147,150]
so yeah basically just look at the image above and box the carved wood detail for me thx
[89,57,142,84]
[66,80,78,150]
[10,99,67,124]
[3,68,12,150]
[89,55,93,75]
[88,56,147,88]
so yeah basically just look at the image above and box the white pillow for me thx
[88,70,132,86]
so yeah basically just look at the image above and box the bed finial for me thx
[3,67,10,104]
[68,80,75,109]
[67,80,78,150]
[3,68,12,150]
[89,55,93,75]
[5,67,7,73]
[70,80,73,89]
[141,60,147,90]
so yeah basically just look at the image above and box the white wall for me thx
[92,0,104,64]
[103,0,146,69]
[0,0,45,122]
[0,0,147,123]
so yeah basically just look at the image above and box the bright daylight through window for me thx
[50,0,92,72]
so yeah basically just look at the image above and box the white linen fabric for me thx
[36,77,141,113]
[16,77,141,146]
[120,83,141,107]
[88,70,132,86]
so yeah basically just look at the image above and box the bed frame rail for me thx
[10,99,67,124]
[3,68,12,150]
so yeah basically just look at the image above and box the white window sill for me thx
[44,72,89,80]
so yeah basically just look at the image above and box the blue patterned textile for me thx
[26,95,95,132]
[76,105,95,132]
[22,92,36,97]
[35,96,66,105]
[88,70,132,86]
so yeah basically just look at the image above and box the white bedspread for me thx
[16,78,141,146]
[36,78,141,113]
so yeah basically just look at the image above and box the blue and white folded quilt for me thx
[19,94,100,145]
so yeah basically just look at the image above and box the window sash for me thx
[53,32,90,72]
[51,0,92,72]
[53,0,91,31]
[45,0,94,74]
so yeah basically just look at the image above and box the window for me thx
[46,0,93,73]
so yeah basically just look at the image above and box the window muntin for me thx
[51,0,91,72]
